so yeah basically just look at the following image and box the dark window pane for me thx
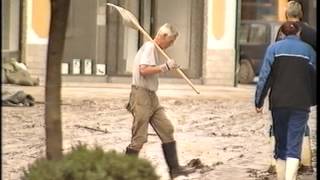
[248,24,267,43]
[241,0,277,21]
[239,24,250,44]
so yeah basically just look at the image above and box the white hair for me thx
[156,23,179,37]
[286,1,303,19]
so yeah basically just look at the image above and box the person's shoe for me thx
[125,147,139,156]
[275,159,286,180]
[285,157,299,180]
[162,141,196,179]
[169,165,196,179]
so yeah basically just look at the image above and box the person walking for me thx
[255,21,316,180]
[125,23,195,179]
[274,0,317,171]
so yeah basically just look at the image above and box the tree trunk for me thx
[45,0,70,160]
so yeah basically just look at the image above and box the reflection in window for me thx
[241,0,277,21]
[240,23,267,44]
[239,24,250,44]
[249,24,267,43]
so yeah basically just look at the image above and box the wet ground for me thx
[2,83,317,180]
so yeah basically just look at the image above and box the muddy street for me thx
[2,84,317,180]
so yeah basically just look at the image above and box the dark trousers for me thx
[272,108,309,160]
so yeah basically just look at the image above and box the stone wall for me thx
[203,49,235,86]
[25,44,47,86]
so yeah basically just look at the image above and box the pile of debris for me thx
[2,90,35,107]
[2,58,39,86]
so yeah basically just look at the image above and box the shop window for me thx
[239,24,250,44]
[241,0,277,21]
[240,23,267,44]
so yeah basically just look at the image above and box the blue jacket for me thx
[255,35,316,111]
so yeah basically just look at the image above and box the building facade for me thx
[2,0,317,86]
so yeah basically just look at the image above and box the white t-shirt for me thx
[132,41,160,91]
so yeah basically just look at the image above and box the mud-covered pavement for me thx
[2,83,317,180]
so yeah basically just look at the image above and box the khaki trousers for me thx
[126,85,175,151]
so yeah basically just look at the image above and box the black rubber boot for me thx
[162,141,196,179]
[125,147,139,156]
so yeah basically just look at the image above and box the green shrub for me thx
[22,144,159,180]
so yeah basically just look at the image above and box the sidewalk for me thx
[2,82,256,103]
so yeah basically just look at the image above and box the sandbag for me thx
[2,59,39,86]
